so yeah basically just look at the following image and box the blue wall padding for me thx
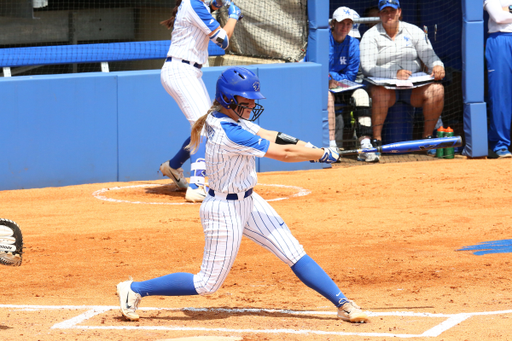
[308,0,329,29]
[116,70,185,182]
[307,1,330,150]
[461,0,487,157]
[462,103,488,157]
[307,29,330,112]
[256,63,324,172]
[462,22,484,104]
[0,63,324,190]
[0,41,224,68]
[0,73,118,189]
[462,0,484,22]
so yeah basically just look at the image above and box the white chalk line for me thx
[92,183,311,205]
[2,304,512,338]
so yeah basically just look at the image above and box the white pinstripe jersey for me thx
[167,0,220,65]
[204,112,270,193]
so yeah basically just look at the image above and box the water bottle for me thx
[435,127,445,158]
[444,127,454,159]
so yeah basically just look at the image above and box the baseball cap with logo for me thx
[378,0,400,11]
[332,6,361,38]
[332,6,354,24]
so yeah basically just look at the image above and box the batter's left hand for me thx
[431,65,445,80]
[318,147,340,163]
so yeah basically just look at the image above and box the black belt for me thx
[208,188,253,200]
[166,57,202,69]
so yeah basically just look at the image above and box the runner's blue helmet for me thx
[215,67,265,121]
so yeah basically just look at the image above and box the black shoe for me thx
[371,139,382,157]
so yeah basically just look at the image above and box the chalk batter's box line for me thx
[92,183,311,206]
[2,305,512,338]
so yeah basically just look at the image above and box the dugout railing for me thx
[0,41,225,77]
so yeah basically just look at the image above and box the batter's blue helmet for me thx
[215,67,265,121]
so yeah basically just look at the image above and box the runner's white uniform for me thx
[193,111,306,295]
[161,0,220,125]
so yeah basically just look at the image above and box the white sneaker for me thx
[116,278,141,321]
[357,139,380,163]
[358,151,380,162]
[159,161,188,189]
[337,300,369,323]
[185,185,207,203]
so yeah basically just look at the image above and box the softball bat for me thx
[339,136,462,156]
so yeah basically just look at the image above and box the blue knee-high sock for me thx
[291,255,348,308]
[169,137,191,170]
[131,273,198,297]
[189,138,207,188]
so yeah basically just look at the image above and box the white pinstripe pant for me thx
[161,59,212,126]
[194,192,306,295]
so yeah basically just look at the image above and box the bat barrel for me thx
[338,136,463,157]
[379,136,462,154]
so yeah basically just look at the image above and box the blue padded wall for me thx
[0,63,324,190]
[308,0,329,29]
[116,70,188,182]
[307,29,330,113]
[0,74,118,190]
[308,0,330,152]
[462,22,484,104]
[256,63,324,173]
[463,0,484,21]
[463,103,488,156]
[461,0,487,157]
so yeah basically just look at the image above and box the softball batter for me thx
[117,67,369,324]
[159,0,243,202]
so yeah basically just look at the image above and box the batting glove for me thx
[318,147,340,163]
[228,3,243,20]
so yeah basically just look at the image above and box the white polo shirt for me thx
[360,21,444,79]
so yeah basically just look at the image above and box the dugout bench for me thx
[0,40,225,77]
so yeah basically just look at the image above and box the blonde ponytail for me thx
[187,101,223,154]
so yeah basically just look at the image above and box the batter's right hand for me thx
[228,3,243,20]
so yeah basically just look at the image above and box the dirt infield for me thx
[1,158,511,341]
